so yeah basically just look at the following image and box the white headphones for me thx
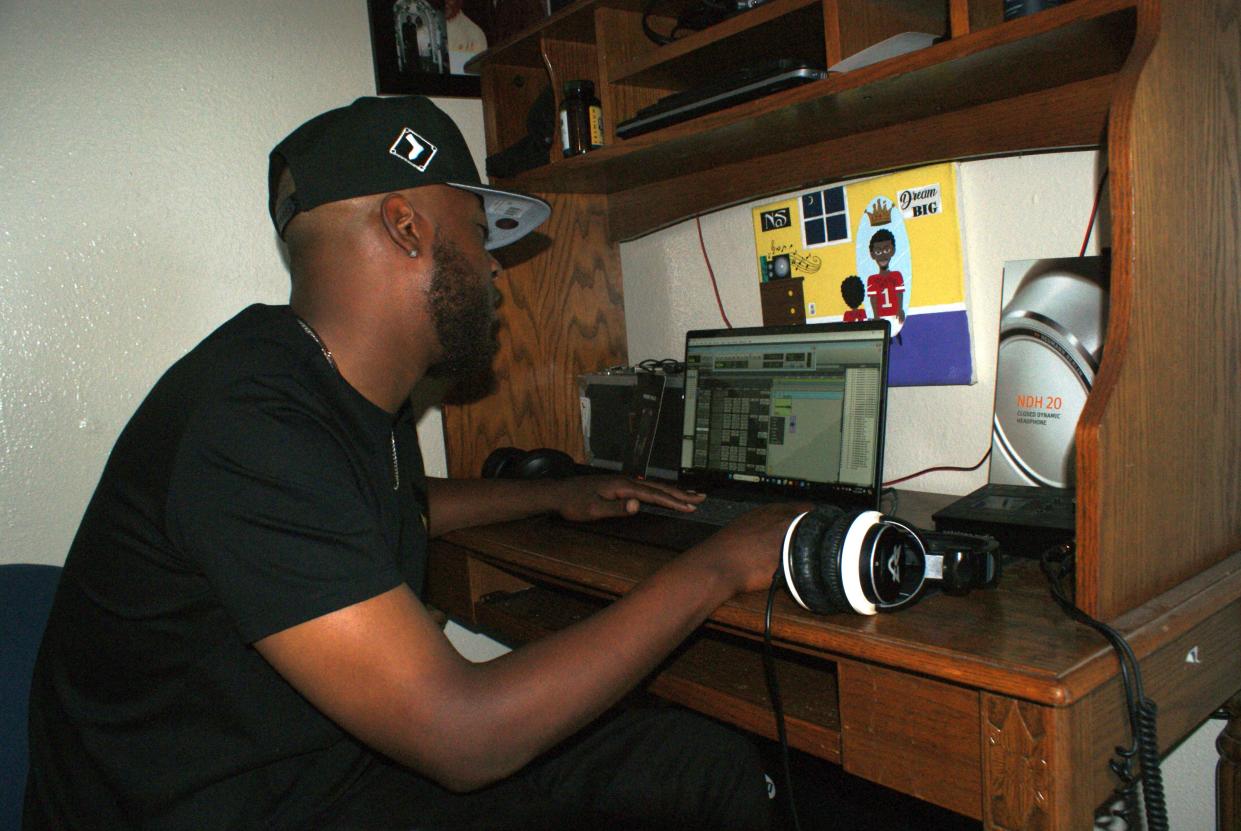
[781,505,1000,615]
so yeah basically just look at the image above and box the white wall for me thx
[0,2,1219,827]
[0,0,471,568]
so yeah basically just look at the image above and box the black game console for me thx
[615,59,826,139]
[932,483,1074,559]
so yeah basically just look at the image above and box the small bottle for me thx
[559,80,604,157]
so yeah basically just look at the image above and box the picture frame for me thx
[367,0,488,98]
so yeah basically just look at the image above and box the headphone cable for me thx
[1040,543,1167,830]
[763,567,803,831]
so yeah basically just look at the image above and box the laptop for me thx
[580,320,891,550]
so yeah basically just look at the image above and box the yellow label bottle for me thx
[559,80,604,157]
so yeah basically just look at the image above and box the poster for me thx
[752,162,974,386]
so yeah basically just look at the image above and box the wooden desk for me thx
[427,494,1241,830]
[431,3,1240,825]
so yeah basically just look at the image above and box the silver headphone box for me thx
[578,370,685,480]
[991,255,1108,488]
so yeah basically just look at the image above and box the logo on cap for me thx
[390,128,437,172]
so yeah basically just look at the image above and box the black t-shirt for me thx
[25,304,429,830]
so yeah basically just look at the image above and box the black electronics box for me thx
[932,483,1075,559]
[578,371,684,480]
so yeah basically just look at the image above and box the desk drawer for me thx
[839,661,982,820]
[454,562,845,763]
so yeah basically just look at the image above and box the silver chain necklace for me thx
[296,317,400,491]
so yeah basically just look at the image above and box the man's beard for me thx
[425,238,499,397]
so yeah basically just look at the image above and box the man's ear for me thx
[379,192,429,259]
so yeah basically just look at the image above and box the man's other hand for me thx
[553,475,705,522]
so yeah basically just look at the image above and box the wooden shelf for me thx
[445,0,1241,625]
[479,0,1135,239]
[466,0,719,70]
[609,0,826,91]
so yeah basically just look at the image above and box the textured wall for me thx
[0,0,484,568]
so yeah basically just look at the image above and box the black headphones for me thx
[782,505,1001,615]
[481,446,577,480]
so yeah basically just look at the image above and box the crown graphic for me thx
[865,199,893,226]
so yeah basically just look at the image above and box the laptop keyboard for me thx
[641,495,767,527]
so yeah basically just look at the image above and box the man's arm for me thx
[425,474,705,536]
[254,502,799,792]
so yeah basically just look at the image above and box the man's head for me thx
[268,96,549,250]
[267,97,548,400]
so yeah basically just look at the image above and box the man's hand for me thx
[555,478,809,596]
[553,475,705,522]
[425,474,702,536]
[685,502,812,595]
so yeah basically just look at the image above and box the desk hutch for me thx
[427,1,1241,828]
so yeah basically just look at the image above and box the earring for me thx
[408,248,419,259]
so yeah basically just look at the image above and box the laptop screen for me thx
[678,321,890,507]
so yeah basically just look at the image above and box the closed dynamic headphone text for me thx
[782,505,1000,615]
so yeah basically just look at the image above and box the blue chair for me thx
[1,564,62,831]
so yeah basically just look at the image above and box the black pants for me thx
[320,707,773,830]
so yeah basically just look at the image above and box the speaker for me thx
[782,505,1000,615]
[481,446,576,480]
[578,370,684,479]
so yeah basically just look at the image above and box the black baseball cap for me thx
[268,96,550,250]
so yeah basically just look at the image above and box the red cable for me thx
[883,448,991,488]
[1080,168,1109,257]
[696,216,732,328]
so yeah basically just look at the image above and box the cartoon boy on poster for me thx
[857,198,911,337]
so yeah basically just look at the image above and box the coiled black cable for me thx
[1134,697,1167,825]
[1040,543,1167,830]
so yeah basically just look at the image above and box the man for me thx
[24,96,801,829]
